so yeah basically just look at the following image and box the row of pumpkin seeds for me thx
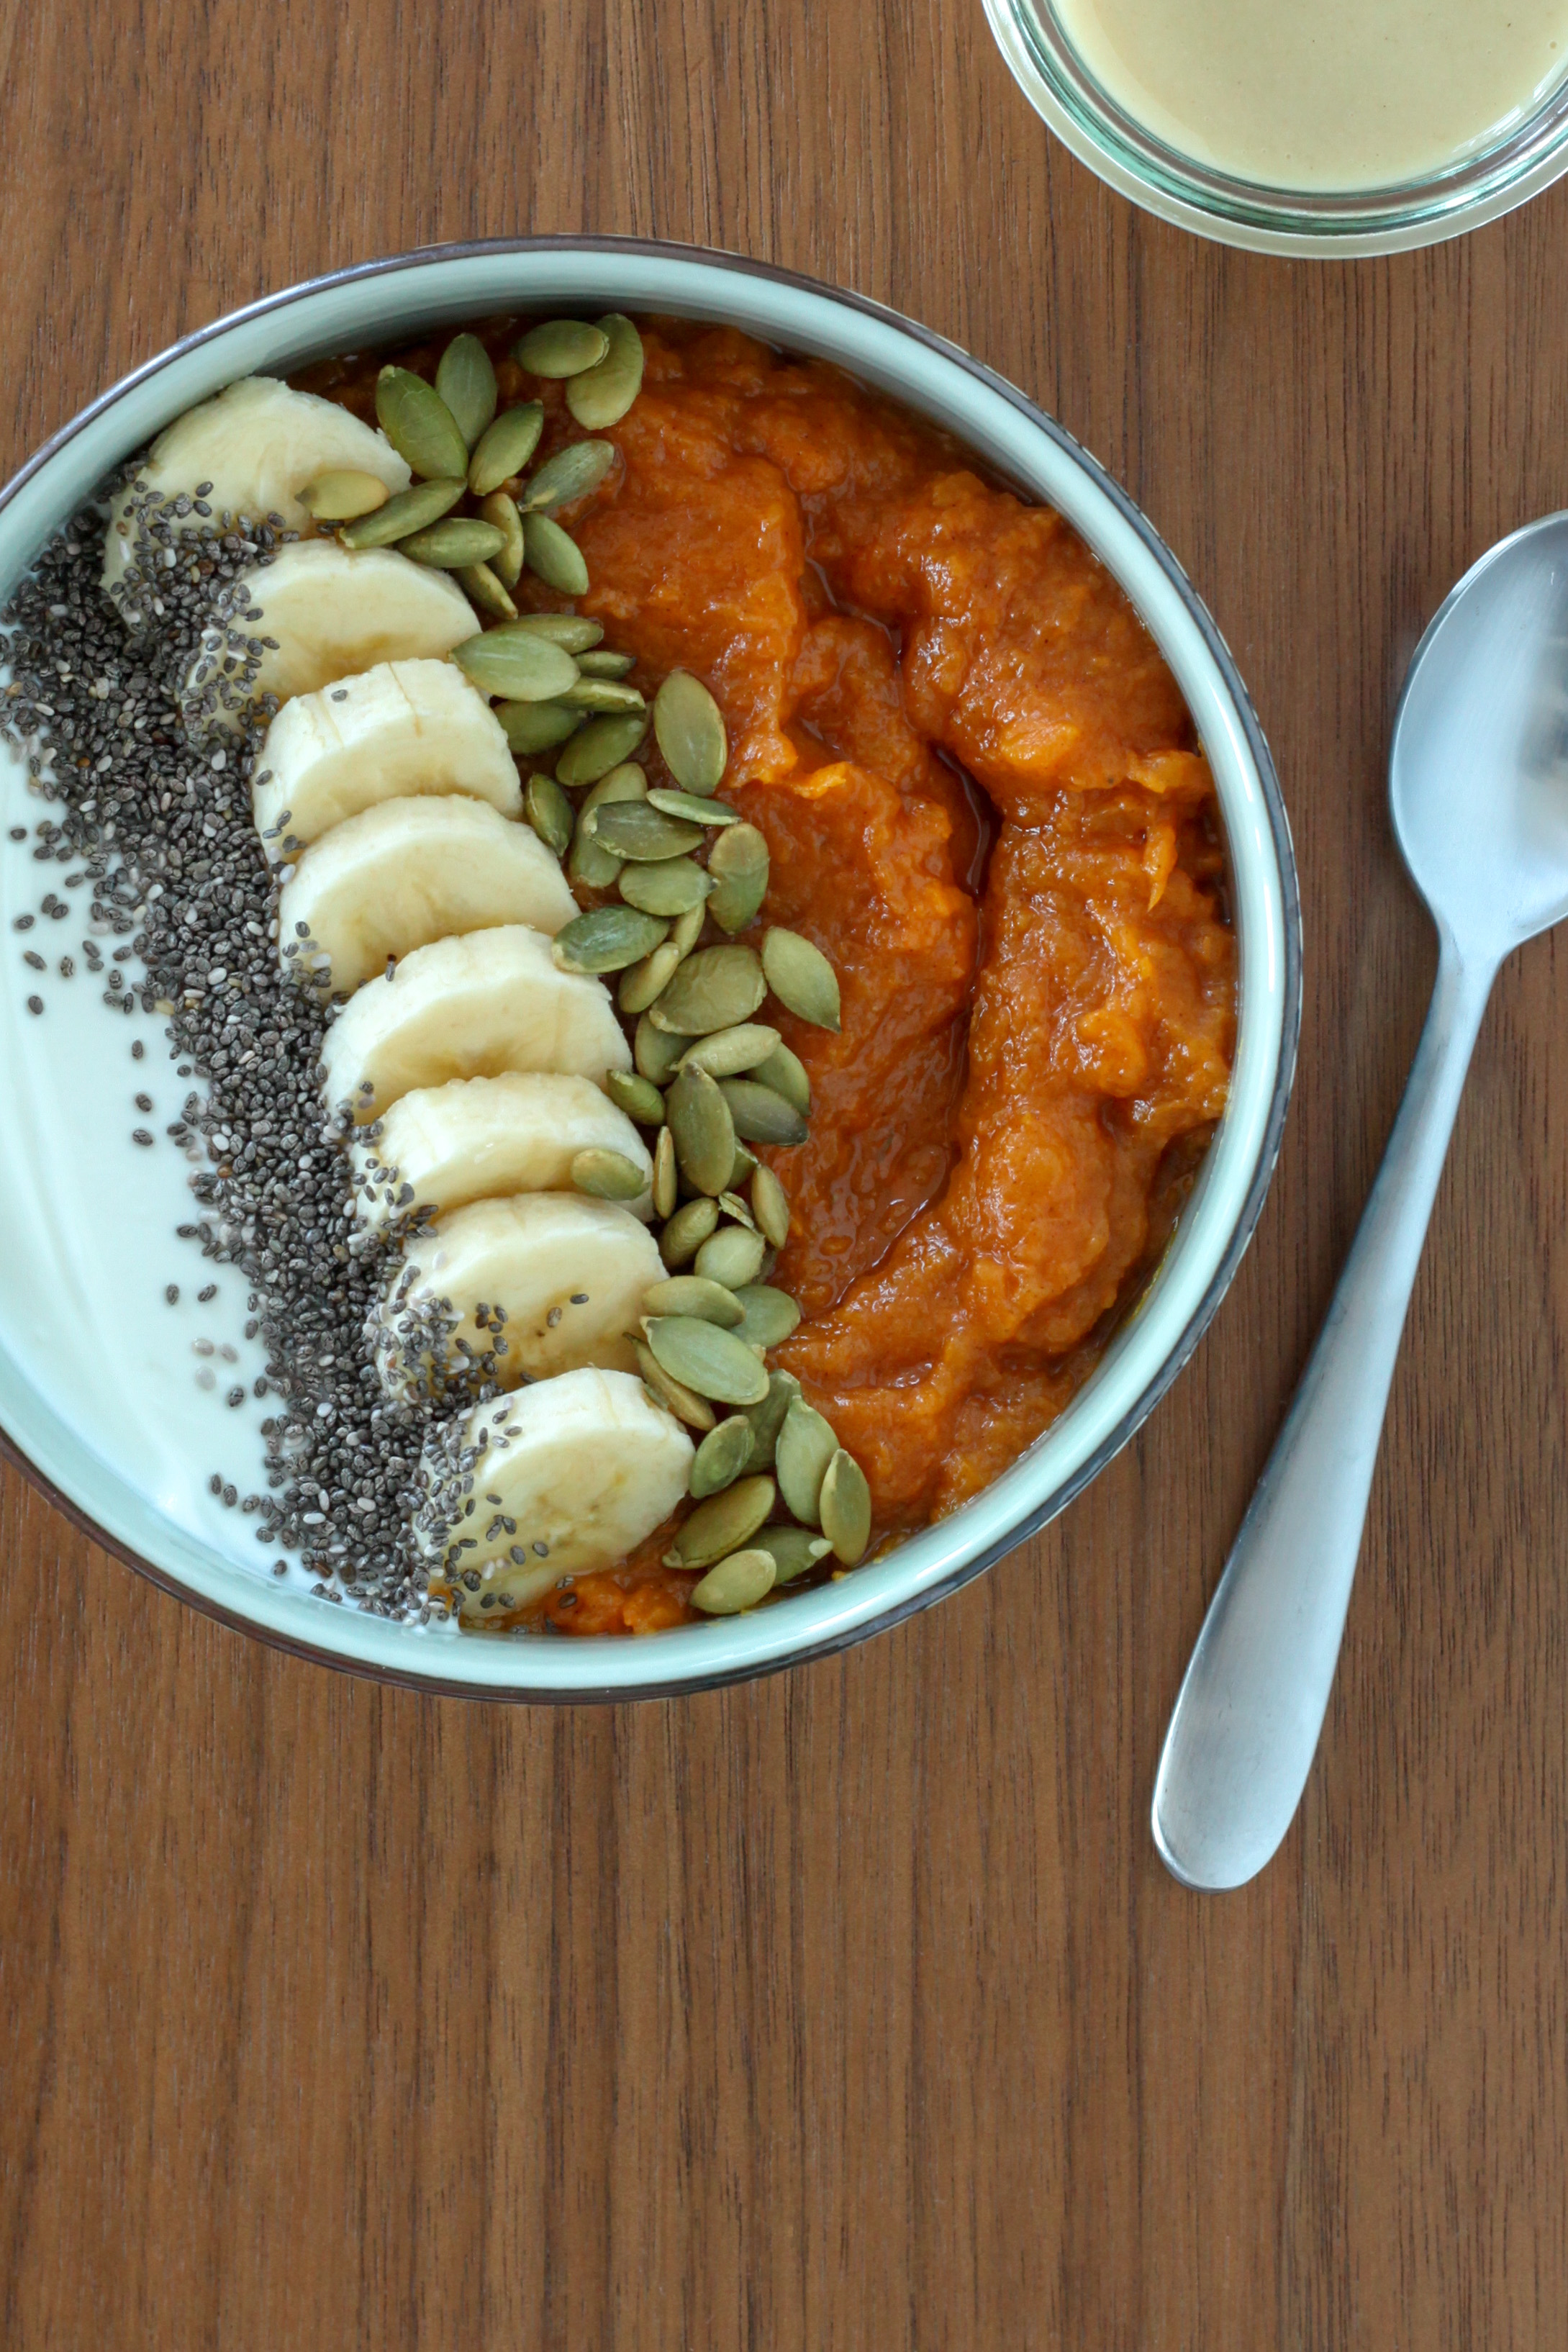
[297,317,644,627]
[522,667,869,1616]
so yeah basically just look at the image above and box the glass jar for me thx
[984,0,1568,254]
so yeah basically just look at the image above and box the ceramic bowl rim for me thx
[0,235,1301,1702]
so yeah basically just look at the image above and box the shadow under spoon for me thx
[1153,512,1568,1891]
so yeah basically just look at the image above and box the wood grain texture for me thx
[2,1,1567,2343]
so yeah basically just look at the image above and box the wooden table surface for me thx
[4,3,1567,2344]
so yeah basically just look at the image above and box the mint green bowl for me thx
[0,238,1299,1699]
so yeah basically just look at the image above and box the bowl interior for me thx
[0,241,1297,1698]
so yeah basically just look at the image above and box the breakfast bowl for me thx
[0,237,1299,1701]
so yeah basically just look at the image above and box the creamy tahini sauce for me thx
[1051,0,1568,189]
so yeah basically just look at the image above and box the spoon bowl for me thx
[1393,513,1568,956]
[1154,512,1568,1890]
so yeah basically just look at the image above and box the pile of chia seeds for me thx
[0,481,479,1621]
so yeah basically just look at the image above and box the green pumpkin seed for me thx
[744,1371,800,1470]
[652,1124,679,1218]
[516,318,610,377]
[566,313,645,428]
[619,856,713,917]
[644,1275,743,1328]
[453,627,579,702]
[500,700,580,754]
[752,1041,810,1117]
[339,475,465,548]
[729,1144,758,1185]
[505,612,602,649]
[468,402,545,495]
[478,489,525,586]
[751,1163,791,1250]
[670,902,707,957]
[606,1069,666,1126]
[705,823,770,933]
[566,820,618,890]
[647,788,740,827]
[690,1548,776,1615]
[458,561,517,619]
[689,1415,756,1499]
[666,1064,736,1197]
[659,1195,717,1266]
[645,1320,770,1410]
[566,828,620,892]
[665,1473,776,1564]
[620,940,682,1013]
[694,1224,766,1290]
[519,438,616,512]
[571,1146,648,1201]
[776,1398,840,1525]
[402,517,507,569]
[635,1013,690,1085]
[730,1283,800,1348]
[556,712,648,784]
[648,944,766,1036]
[560,677,646,713]
[762,927,842,1031]
[820,1449,871,1565]
[756,1524,833,1585]
[634,1339,715,1432]
[375,366,470,481]
[553,905,668,974]
[576,650,636,678]
[653,670,727,795]
[524,771,574,856]
[523,512,589,595]
[299,469,390,521]
[676,1022,780,1079]
[719,1077,809,1147]
[568,760,646,887]
[435,334,499,449]
[590,802,704,861]
[717,1189,756,1231]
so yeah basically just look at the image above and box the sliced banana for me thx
[320,925,630,1124]
[376,1191,664,1396]
[254,659,520,858]
[102,375,411,594]
[183,540,478,720]
[281,797,576,996]
[350,1072,652,1229]
[418,1368,694,1611]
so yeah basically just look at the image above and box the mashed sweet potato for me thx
[309,320,1236,1630]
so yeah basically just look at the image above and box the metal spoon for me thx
[1153,513,1568,1891]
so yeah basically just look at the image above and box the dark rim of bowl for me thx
[0,233,1302,1704]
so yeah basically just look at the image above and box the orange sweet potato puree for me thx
[308,322,1235,1634]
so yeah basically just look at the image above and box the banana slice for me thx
[375,1192,664,1396]
[351,1072,652,1229]
[255,659,520,858]
[183,540,478,723]
[320,926,630,1124]
[417,1369,694,1611]
[102,375,411,594]
[281,798,576,996]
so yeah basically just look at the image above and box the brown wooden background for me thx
[3,1,1567,2343]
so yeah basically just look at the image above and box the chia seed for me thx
[0,477,481,1616]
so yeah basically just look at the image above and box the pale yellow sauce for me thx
[1051,0,1568,189]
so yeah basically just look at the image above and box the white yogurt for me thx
[1051,0,1568,190]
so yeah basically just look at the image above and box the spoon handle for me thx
[1151,942,1494,1891]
